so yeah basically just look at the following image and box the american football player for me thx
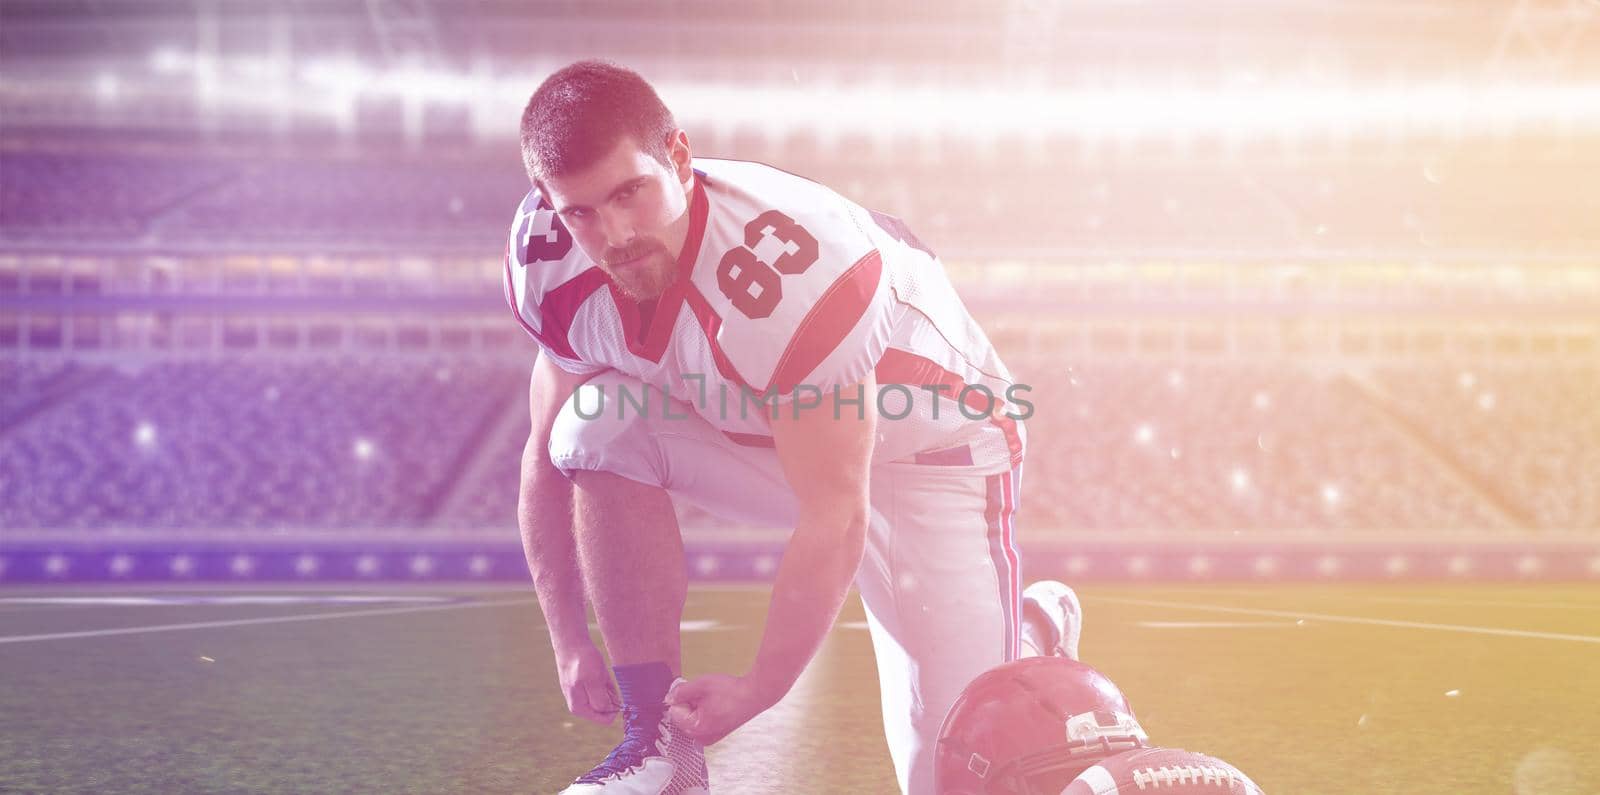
[509,60,1069,794]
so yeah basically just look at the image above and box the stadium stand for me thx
[1008,359,1518,533]
[0,360,523,530]
[0,151,236,240]
[7,144,1594,259]
[8,356,1593,534]
[1371,365,1600,531]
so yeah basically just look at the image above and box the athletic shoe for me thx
[1022,580,1083,661]
[558,679,710,795]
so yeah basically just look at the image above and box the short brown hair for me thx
[520,60,677,184]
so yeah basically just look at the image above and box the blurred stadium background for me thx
[3,0,1600,585]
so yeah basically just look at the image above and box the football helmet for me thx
[935,657,1150,794]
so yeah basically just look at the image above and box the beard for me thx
[602,239,677,301]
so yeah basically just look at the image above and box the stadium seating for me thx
[7,145,1590,258]
[1007,358,1515,533]
[0,151,235,239]
[1372,365,1600,530]
[0,359,522,530]
[7,357,1593,534]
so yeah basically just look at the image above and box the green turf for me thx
[0,584,1596,793]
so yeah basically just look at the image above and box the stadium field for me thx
[1,583,1596,794]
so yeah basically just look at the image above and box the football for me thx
[1062,747,1265,794]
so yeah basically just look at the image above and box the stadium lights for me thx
[1321,484,1342,506]
[108,554,135,576]
[149,47,186,74]
[94,73,120,102]
[44,554,70,577]
[663,78,1600,138]
[133,421,157,449]
[299,57,375,97]
[1252,555,1278,577]
[129,53,1600,140]
[169,555,196,577]
[1134,423,1155,445]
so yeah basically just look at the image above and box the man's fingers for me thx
[666,702,697,732]
[577,705,617,726]
[664,677,703,706]
[568,682,619,726]
[583,683,620,715]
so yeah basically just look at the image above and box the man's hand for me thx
[664,673,773,745]
[555,641,620,725]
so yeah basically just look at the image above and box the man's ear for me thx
[668,129,693,184]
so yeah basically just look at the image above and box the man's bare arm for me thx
[519,351,590,647]
[518,351,617,723]
[748,373,878,705]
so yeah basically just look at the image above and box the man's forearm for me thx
[747,510,868,706]
[519,451,590,652]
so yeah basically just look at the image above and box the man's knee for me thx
[547,376,667,486]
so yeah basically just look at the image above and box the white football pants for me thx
[547,371,1023,795]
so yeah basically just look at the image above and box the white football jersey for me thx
[504,158,1024,473]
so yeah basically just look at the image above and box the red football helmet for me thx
[934,657,1150,795]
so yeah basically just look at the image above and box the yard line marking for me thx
[0,598,539,645]
[585,620,732,632]
[1115,587,1600,612]
[0,595,454,607]
[1138,621,1300,629]
[1353,596,1600,611]
[1091,597,1600,645]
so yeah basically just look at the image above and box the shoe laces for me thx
[572,704,665,784]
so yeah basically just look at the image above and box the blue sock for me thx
[613,661,675,710]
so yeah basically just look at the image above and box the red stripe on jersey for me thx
[684,286,754,389]
[504,246,608,362]
[875,348,1026,466]
[722,431,776,448]
[768,249,883,394]
[617,179,710,363]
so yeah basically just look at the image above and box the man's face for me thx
[538,133,694,301]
